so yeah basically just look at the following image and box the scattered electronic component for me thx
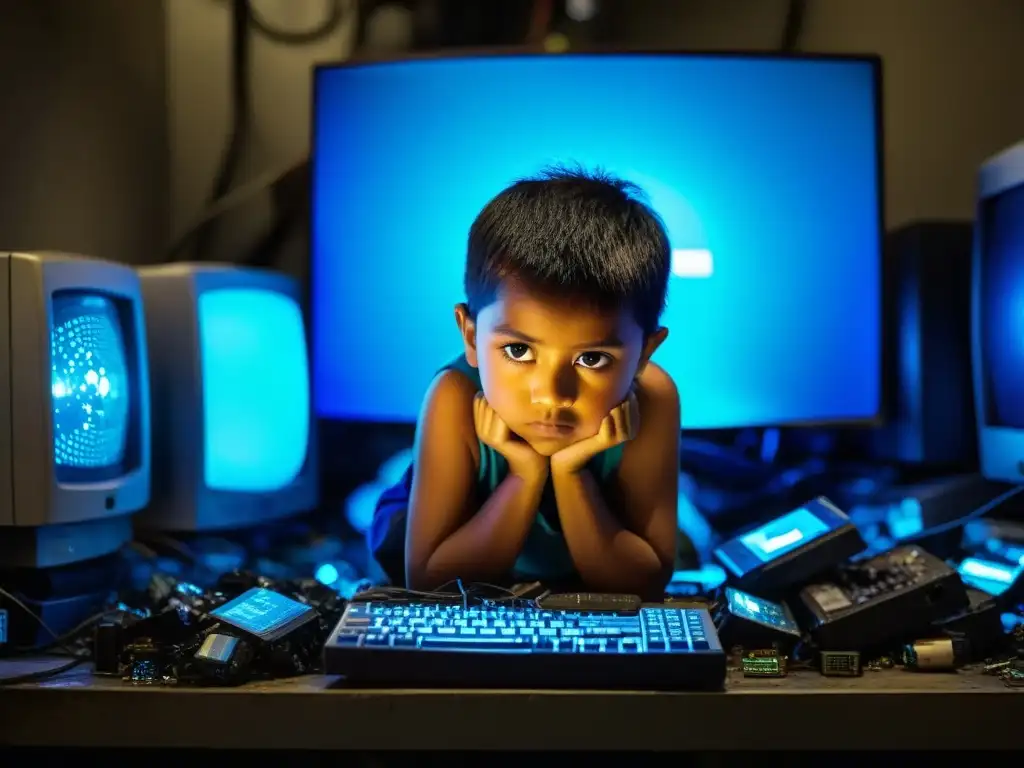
[798,545,969,651]
[123,638,165,685]
[209,587,317,643]
[97,572,342,687]
[1004,668,1024,688]
[193,632,254,684]
[741,649,787,678]
[933,589,1005,661]
[820,650,862,677]
[713,497,866,594]
[902,637,964,672]
[983,660,1012,675]
[93,623,124,675]
[716,587,802,653]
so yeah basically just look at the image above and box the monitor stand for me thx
[0,515,133,570]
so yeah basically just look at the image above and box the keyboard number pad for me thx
[642,609,711,653]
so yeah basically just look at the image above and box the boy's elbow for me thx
[630,549,674,601]
[406,569,438,592]
[647,560,674,600]
[405,549,449,592]
[405,557,433,591]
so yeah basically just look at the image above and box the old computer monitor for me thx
[136,263,317,531]
[0,251,151,568]
[312,52,883,434]
[973,140,1024,484]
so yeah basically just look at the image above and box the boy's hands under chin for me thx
[550,391,640,476]
[474,394,549,483]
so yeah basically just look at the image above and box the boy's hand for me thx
[474,394,549,483]
[550,391,640,476]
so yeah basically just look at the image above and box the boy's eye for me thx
[502,343,533,362]
[576,352,611,369]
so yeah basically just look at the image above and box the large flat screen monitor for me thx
[312,52,884,430]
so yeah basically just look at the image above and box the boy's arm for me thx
[405,371,546,590]
[552,365,678,600]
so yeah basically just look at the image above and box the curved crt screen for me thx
[313,54,883,428]
[51,292,130,479]
[198,288,310,493]
[980,181,1024,429]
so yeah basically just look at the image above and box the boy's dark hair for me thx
[465,164,671,335]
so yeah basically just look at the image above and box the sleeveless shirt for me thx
[441,355,624,582]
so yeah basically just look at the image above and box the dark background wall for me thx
[0,0,1022,269]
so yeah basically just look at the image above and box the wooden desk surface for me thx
[1,656,1020,751]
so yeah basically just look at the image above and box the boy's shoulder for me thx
[429,366,479,403]
[417,366,480,457]
[619,361,680,480]
[636,362,679,412]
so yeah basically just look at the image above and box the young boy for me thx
[370,166,680,600]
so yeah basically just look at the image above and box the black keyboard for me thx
[323,601,726,690]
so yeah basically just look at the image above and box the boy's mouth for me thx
[526,421,576,438]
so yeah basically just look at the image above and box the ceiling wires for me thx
[780,0,807,52]
[186,0,354,264]
[182,0,806,265]
[189,0,254,262]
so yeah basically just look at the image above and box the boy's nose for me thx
[530,365,576,408]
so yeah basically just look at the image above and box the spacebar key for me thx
[419,636,531,651]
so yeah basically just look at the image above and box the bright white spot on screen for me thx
[672,249,714,278]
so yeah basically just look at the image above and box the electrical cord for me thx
[249,0,350,45]
[243,160,311,268]
[900,483,1024,544]
[351,580,519,605]
[0,584,104,686]
[780,0,806,51]
[183,0,353,267]
[191,0,254,262]
[211,0,253,205]
[0,656,87,687]
[7,609,114,657]
[162,160,307,263]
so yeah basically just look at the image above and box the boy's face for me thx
[456,283,667,456]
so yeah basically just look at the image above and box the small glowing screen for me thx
[210,587,313,640]
[50,292,130,476]
[739,507,831,564]
[726,587,800,633]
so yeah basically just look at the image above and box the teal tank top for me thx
[442,356,624,583]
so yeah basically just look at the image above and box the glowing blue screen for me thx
[739,507,831,564]
[726,587,800,632]
[50,293,130,472]
[957,557,1021,597]
[980,181,1024,429]
[313,54,883,428]
[198,288,310,493]
[211,587,313,638]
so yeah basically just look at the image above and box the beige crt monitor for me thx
[0,251,151,568]
[135,263,317,532]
